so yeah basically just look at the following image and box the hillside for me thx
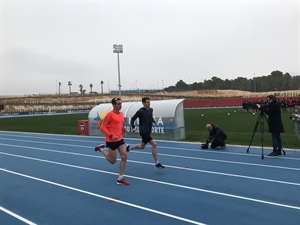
[1,89,299,113]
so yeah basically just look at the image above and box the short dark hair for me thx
[267,94,277,101]
[111,96,121,105]
[142,97,150,103]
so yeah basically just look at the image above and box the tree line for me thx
[165,70,300,92]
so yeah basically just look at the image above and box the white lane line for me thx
[1,135,299,160]
[1,152,300,210]
[1,142,300,172]
[0,168,206,225]
[1,147,300,186]
[1,149,300,186]
[0,206,37,225]
[158,153,300,170]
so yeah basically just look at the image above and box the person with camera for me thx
[201,123,227,150]
[256,94,284,157]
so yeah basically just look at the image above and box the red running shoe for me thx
[116,178,130,185]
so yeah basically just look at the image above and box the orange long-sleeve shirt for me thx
[100,110,124,142]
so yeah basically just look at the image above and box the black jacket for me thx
[261,100,284,133]
[208,124,227,142]
[131,107,155,133]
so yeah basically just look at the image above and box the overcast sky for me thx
[1,0,299,95]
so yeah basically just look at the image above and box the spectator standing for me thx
[257,94,285,157]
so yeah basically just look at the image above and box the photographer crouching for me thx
[201,124,227,150]
[256,95,285,157]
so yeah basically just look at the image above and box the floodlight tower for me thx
[113,44,123,97]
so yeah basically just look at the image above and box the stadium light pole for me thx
[113,44,123,97]
[254,73,256,92]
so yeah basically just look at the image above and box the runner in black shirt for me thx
[127,97,165,169]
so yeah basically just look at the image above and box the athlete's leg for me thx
[117,144,128,176]
[149,139,158,162]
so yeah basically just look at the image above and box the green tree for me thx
[79,84,83,94]
[175,80,189,90]
[169,70,299,92]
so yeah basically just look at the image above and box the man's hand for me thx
[111,135,118,140]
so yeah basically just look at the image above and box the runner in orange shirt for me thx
[94,97,129,185]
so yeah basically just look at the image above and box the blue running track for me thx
[0,131,299,225]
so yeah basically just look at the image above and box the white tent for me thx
[88,99,185,141]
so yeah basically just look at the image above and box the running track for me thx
[0,131,299,225]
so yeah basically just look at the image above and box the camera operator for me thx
[256,94,284,157]
[290,113,300,123]
[290,105,300,138]
[201,124,227,150]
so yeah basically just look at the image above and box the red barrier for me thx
[78,120,89,135]
[184,97,267,108]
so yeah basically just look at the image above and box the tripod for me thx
[247,110,267,159]
[247,110,286,159]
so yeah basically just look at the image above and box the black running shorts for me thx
[106,139,125,150]
[140,133,153,144]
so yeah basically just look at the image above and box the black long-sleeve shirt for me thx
[261,100,284,133]
[207,124,227,142]
[130,107,155,133]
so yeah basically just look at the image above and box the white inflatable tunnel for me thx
[88,99,185,141]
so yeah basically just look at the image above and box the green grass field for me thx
[185,108,299,149]
[0,108,298,149]
[0,114,87,135]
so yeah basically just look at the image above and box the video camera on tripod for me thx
[254,102,269,111]
[247,95,286,159]
[289,113,300,122]
[246,107,267,159]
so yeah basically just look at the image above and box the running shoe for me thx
[116,178,130,185]
[155,163,165,169]
[94,144,105,152]
[126,144,131,152]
